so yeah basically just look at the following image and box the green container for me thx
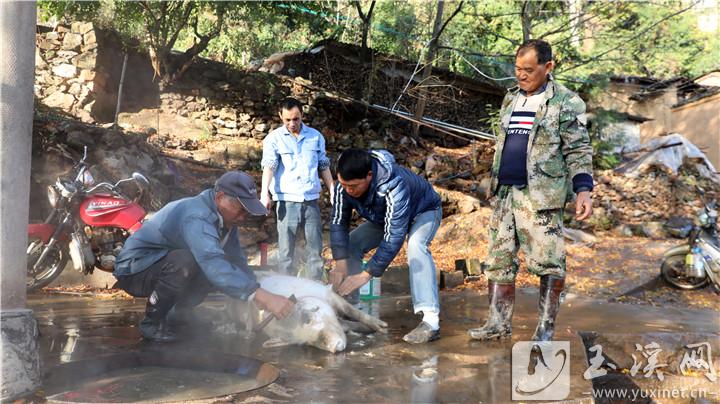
[359,277,381,300]
[359,260,381,300]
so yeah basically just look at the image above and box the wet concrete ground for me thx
[30,289,719,403]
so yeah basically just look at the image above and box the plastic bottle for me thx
[359,260,381,300]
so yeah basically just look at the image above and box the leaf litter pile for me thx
[395,207,718,311]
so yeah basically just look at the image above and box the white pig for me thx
[228,272,387,353]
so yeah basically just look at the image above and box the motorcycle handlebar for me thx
[72,164,87,183]
[84,176,146,196]
[84,181,116,194]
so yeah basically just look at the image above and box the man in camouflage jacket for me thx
[469,39,594,343]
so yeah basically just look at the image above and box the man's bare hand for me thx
[338,272,372,296]
[253,288,295,319]
[260,192,272,212]
[328,259,348,292]
[575,191,593,221]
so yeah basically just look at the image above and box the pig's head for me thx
[272,296,347,353]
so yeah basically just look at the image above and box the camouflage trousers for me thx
[485,185,565,283]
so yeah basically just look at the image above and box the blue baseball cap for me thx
[215,171,268,216]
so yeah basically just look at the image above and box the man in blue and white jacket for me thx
[260,97,334,280]
[330,149,443,344]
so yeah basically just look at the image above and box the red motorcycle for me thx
[27,147,150,291]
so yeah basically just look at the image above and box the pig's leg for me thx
[339,318,375,334]
[330,293,388,333]
[263,338,293,348]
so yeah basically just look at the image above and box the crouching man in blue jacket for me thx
[114,171,295,342]
[330,149,443,343]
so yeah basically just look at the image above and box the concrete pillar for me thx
[1,1,41,400]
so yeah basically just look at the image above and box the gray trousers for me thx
[276,200,324,280]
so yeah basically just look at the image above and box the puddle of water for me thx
[43,349,279,403]
[48,366,260,403]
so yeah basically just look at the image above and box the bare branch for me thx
[353,1,364,20]
[158,2,168,44]
[461,10,522,19]
[138,1,158,23]
[537,11,603,40]
[477,25,520,46]
[435,1,464,41]
[437,45,514,59]
[367,0,376,20]
[353,0,373,23]
[165,2,194,51]
[353,0,376,50]
[170,5,227,83]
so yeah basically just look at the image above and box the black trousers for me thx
[116,250,213,315]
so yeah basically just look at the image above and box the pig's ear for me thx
[300,306,320,324]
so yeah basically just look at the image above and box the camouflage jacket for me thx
[490,79,593,211]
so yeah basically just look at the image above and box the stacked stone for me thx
[35,22,98,123]
[157,66,344,141]
[582,165,720,238]
[592,167,718,225]
[33,22,442,172]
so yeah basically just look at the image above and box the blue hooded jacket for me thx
[114,189,260,300]
[330,150,441,277]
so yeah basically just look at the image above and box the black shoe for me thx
[468,281,515,340]
[139,317,178,343]
[403,321,440,344]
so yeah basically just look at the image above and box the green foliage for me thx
[370,1,422,59]
[555,1,716,80]
[588,109,627,170]
[38,0,719,86]
[39,1,264,82]
[39,1,145,49]
[592,144,622,170]
[181,2,337,67]
[38,0,101,23]
[478,103,501,135]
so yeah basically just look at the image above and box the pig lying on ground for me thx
[227,272,388,353]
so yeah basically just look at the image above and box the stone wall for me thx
[34,22,487,221]
[34,22,386,139]
[159,59,390,147]
[33,22,448,166]
[36,23,158,123]
[160,58,290,139]
[35,22,98,122]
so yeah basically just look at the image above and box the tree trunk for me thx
[355,1,376,56]
[361,21,370,50]
[412,0,445,136]
[568,0,583,48]
[521,0,533,42]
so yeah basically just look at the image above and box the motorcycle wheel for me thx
[26,237,69,291]
[660,252,710,290]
